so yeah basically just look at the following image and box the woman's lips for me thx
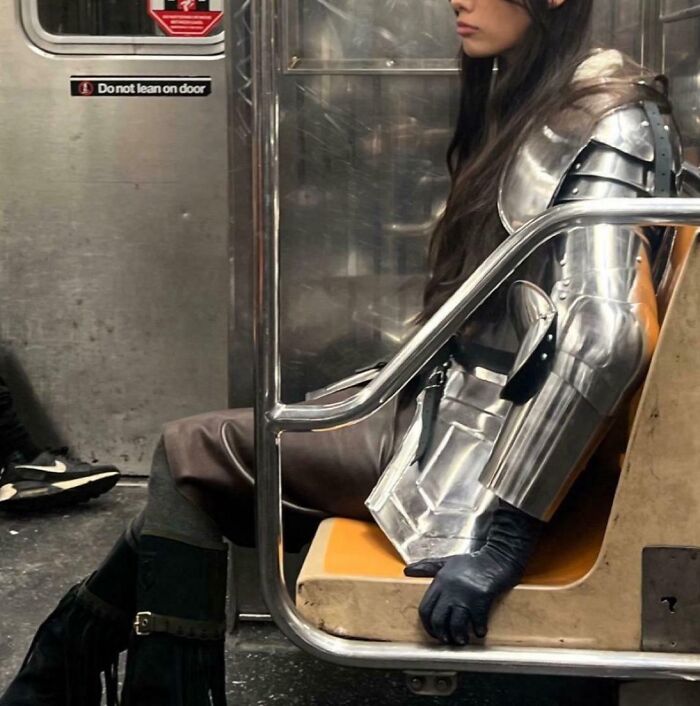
[457,22,479,37]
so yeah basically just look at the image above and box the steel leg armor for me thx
[367,51,682,564]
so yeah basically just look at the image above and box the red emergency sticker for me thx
[147,0,223,38]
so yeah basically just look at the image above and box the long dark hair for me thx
[420,0,667,324]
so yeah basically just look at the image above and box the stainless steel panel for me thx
[228,0,255,408]
[663,15,700,164]
[0,4,229,472]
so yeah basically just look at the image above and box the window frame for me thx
[20,0,225,56]
[661,0,700,22]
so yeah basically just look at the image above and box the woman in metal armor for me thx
[1,0,681,704]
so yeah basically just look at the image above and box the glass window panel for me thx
[278,73,456,397]
[36,0,222,37]
[287,0,644,68]
[663,18,700,162]
[662,0,700,17]
[286,0,459,62]
[591,0,643,63]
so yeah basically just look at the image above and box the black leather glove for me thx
[404,499,543,645]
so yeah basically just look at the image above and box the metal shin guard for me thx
[121,534,228,706]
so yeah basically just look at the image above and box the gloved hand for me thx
[404,499,543,645]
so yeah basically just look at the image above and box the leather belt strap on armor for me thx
[133,611,225,640]
[643,101,674,198]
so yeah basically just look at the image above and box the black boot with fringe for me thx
[0,582,131,706]
[0,533,136,706]
[121,533,228,706]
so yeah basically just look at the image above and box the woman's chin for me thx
[461,44,497,59]
[461,38,504,60]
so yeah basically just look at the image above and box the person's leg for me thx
[121,441,228,706]
[0,529,137,706]
[0,490,144,705]
[0,375,40,462]
[1,391,410,705]
[0,429,231,706]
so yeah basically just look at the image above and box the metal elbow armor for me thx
[368,98,681,563]
[480,102,680,521]
[479,224,660,520]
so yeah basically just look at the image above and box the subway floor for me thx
[0,483,651,705]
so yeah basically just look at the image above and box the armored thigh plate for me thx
[366,360,511,564]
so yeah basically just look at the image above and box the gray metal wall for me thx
[662,1,700,162]
[0,3,229,473]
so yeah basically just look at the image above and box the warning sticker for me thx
[147,0,223,38]
[71,77,212,98]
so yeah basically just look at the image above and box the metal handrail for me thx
[250,0,700,679]
[267,197,700,433]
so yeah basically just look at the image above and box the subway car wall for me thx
[0,1,228,474]
[0,1,697,474]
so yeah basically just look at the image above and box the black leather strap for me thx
[643,101,674,198]
[414,359,450,467]
[134,611,225,640]
[413,340,515,469]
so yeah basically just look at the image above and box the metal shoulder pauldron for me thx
[497,102,681,235]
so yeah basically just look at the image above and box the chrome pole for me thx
[251,0,286,596]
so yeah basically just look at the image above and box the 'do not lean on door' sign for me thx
[147,0,223,38]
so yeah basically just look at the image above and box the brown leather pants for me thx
[162,387,415,549]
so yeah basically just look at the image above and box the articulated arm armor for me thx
[481,102,680,520]
[367,96,682,563]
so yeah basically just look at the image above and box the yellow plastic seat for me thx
[297,227,699,649]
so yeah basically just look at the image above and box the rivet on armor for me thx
[641,120,650,127]
[559,293,568,301]
[563,279,571,287]
[541,354,549,362]
[572,187,579,195]
[547,334,554,342]
[637,256,643,264]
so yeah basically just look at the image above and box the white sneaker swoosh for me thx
[0,484,18,501]
[16,460,68,474]
[53,472,119,490]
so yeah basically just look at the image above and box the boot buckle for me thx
[134,611,153,636]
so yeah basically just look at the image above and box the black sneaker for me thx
[0,449,120,511]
